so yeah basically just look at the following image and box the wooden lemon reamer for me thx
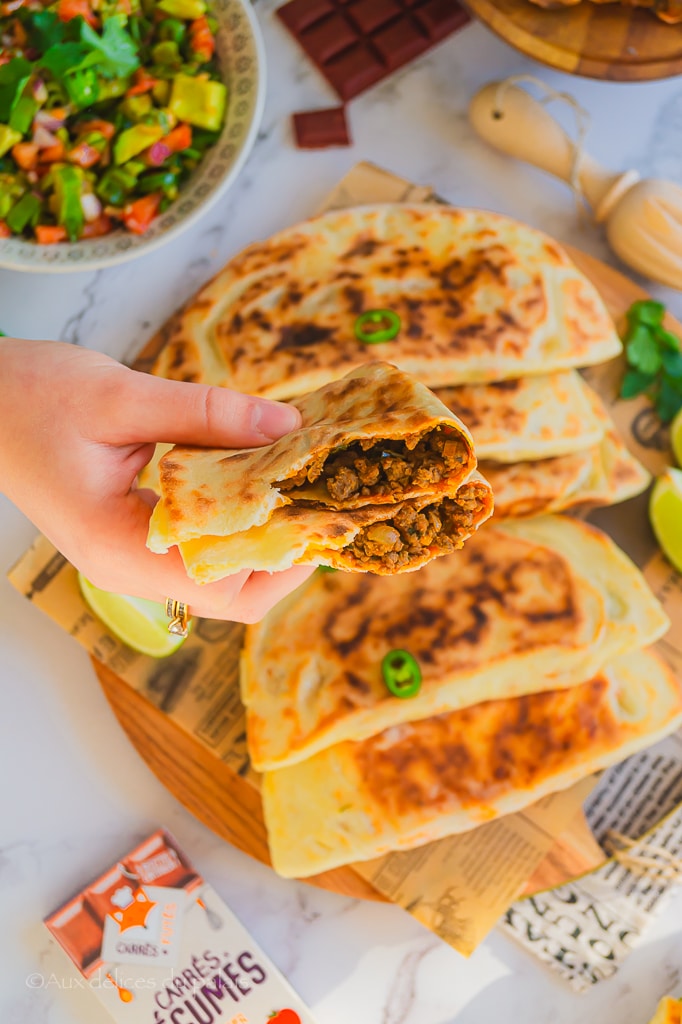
[469,77,682,291]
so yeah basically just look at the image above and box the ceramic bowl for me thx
[0,0,265,273]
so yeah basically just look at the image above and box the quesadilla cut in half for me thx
[261,647,682,877]
[241,515,669,770]
[150,205,622,399]
[147,363,479,555]
[433,370,606,462]
[178,474,493,581]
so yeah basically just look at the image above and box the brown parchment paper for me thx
[8,161,682,962]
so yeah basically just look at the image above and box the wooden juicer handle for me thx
[468,82,640,223]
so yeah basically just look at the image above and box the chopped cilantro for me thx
[620,300,682,423]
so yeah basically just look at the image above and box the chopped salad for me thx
[0,0,227,243]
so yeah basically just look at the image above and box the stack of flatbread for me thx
[149,204,651,521]
[144,203,680,879]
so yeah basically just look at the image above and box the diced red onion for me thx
[34,109,66,132]
[33,125,59,149]
[146,142,171,167]
[32,78,48,104]
[81,193,102,222]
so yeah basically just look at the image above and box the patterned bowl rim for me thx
[0,0,266,273]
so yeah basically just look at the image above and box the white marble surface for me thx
[2,6,682,1022]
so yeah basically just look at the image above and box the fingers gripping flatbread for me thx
[147,363,492,577]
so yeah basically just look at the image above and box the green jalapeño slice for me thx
[381,649,422,698]
[354,309,401,344]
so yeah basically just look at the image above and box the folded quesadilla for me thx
[480,384,650,518]
[147,363,487,570]
[177,475,493,581]
[484,422,650,519]
[433,371,606,462]
[241,515,669,770]
[150,205,622,399]
[261,647,682,877]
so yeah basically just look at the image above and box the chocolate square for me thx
[301,13,358,63]
[293,106,351,148]
[414,0,471,39]
[347,0,402,33]
[324,43,386,100]
[372,17,429,69]
[277,0,334,33]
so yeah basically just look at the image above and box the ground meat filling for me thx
[347,481,490,569]
[278,429,470,503]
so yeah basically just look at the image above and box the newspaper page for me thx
[7,161,682,963]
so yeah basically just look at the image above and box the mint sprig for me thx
[620,300,682,423]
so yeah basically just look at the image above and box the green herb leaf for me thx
[662,349,682,380]
[656,378,682,423]
[27,10,71,51]
[656,328,682,352]
[627,299,666,327]
[626,324,662,374]
[40,43,93,83]
[80,18,140,79]
[620,369,656,399]
[0,58,32,122]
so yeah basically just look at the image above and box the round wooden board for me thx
[464,0,682,80]
[94,244,673,902]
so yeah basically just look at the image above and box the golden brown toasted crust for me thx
[149,206,622,398]
[261,648,682,876]
[242,516,669,770]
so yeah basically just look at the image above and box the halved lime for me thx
[78,573,190,658]
[671,407,682,468]
[649,468,682,575]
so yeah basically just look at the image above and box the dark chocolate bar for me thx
[277,0,471,101]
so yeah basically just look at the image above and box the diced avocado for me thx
[158,0,205,18]
[121,94,153,121]
[114,124,165,164]
[168,74,226,132]
[0,124,22,159]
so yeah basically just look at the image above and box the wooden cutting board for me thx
[465,0,682,81]
[94,243,677,902]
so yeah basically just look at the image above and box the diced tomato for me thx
[76,119,116,140]
[68,142,101,168]
[12,18,27,46]
[126,69,159,97]
[82,213,113,238]
[38,141,65,164]
[0,221,11,238]
[35,225,68,245]
[11,142,39,171]
[122,192,161,235]
[189,16,214,60]
[163,123,192,153]
[57,0,98,26]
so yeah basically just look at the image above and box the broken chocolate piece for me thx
[293,106,351,148]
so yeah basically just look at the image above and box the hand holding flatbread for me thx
[147,363,493,580]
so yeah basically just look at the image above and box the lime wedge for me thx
[78,572,190,657]
[671,407,682,468]
[649,468,682,574]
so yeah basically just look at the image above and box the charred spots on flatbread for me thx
[274,324,335,351]
[341,238,381,260]
[343,286,365,315]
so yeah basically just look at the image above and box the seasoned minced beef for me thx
[347,481,490,569]
[278,428,469,502]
